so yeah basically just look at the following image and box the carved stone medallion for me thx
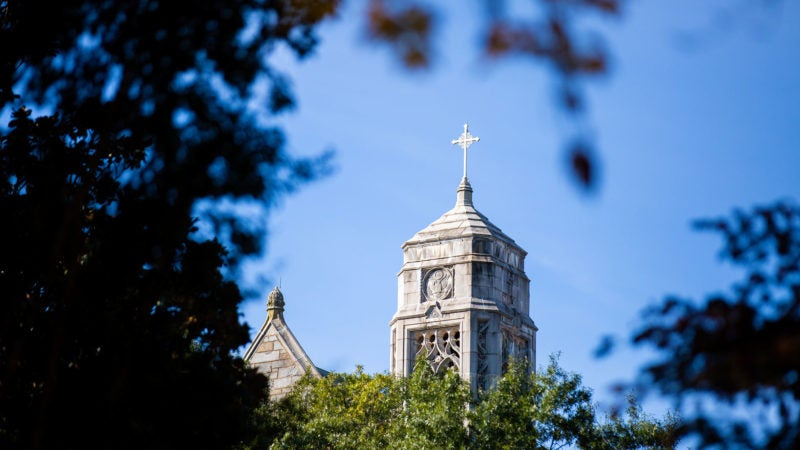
[423,267,453,302]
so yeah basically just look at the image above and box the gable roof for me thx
[244,288,324,399]
[244,315,322,376]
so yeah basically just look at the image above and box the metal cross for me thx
[451,123,480,179]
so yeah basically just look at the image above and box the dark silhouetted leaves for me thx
[625,201,800,448]
[568,140,598,192]
[594,334,616,358]
[0,0,337,447]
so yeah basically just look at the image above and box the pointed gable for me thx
[244,287,324,400]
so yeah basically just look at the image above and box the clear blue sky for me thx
[240,0,800,409]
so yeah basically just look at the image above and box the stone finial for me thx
[456,177,473,207]
[267,286,285,321]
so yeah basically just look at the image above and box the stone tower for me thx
[389,128,537,391]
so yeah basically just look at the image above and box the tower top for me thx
[392,127,537,390]
[451,123,480,179]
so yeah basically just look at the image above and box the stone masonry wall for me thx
[250,332,304,400]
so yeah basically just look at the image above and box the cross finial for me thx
[451,123,480,179]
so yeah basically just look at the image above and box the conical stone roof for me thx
[404,178,521,250]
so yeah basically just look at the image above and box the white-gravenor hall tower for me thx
[389,124,538,391]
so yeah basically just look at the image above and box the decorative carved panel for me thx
[421,266,454,302]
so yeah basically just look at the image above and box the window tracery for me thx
[503,272,516,305]
[502,329,530,373]
[414,327,461,373]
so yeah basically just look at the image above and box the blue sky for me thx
[240,0,800,409]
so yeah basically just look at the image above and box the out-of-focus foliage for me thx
[364,0,783,193]
[365,0,618,107]
[365,0,623,192]
[0,0,336,447]
[244,356,677,449]
[628,202,800,448]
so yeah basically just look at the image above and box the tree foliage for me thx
[471,356,597,449]
[0,0,630,446]
[365,0,624,192]
[628,202,800,448]
[247,356,677,450]
[1,0,778,447]
[0,0,336,447]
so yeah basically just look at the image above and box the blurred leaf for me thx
[620,201,800,447]
[567,140,598,192]
[366,0,434,69]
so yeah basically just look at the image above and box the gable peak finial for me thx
[267,286,285,321]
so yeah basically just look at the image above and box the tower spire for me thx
[456,177,473,207]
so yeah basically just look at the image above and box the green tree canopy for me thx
[247,356,677,450]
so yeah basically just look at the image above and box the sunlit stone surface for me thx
[390,177,538,391]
